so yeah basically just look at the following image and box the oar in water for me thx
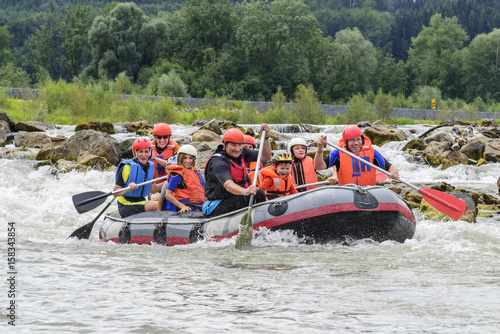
[68,198,115,240]
[235,130,266,249]
[326,142,466,220]
[72,176,166,214]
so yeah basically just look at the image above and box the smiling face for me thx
[181,154,195,169]
[224,142,243,159]
[346,136,363,153]
[135,148,151,164]
[155,135,170,149]
[292,145,307,159]
[275,162,291,179]
[242,143,255,150]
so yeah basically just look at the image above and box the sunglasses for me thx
[155,135,170,140]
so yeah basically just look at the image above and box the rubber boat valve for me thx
[118,222,131,244]
[153,221,167,244]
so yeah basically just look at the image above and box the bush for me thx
[346,94,374,123]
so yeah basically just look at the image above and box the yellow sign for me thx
[431,99,436,109]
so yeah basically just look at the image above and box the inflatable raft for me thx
[99,185,416,245]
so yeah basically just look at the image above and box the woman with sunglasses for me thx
[150,123,180,194]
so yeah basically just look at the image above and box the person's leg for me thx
[145,200,159,212]
[118,202,146,218]
[209,190,268,217]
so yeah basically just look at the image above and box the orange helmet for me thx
[222,128,244,144]
[153,123,172,136]
[132,138,152,159]
[342,125,364,143]
[244,135,256,148]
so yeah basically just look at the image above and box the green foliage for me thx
[392,118,415,125]
[290,84,324,124]
[157,69,189,97]
[237,102,260,124]
[0,63,30,88]
[415,86,442,109]
[345,93,374,123]
[0,26,14,66]
[374,88,393,121]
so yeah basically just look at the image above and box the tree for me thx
[462,28,500,102]
[21,24,53,84]
[407,14,468,98]
[157,69,189,97]
[0,63,30,88]
[335,27,378,94]
[59,4,91,78]
[345,93,373,123]
[290,84,325,124]
[0,26,13,66]
[374,88,393,121]
[84,2,167,82]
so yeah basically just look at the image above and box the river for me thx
[1,124,499,333]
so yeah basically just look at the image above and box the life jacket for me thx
[337,135,377,186]
[151,139,179,180]
[260,165,294,199]
[115,159,154,198]
[163,164,207,211]
[291,156,318,192]
[248,161,263,186]
[204,145,251,200]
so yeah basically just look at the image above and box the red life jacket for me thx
[337,136,376,186]
[260,165,294,199]
[151,139,179,180]
[291,156,318,192]
[166,164,207,207]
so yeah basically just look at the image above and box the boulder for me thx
[441,151,469,170]
[55,159,88,173]
[424,141,450,166]
[498,177,500,196]
[75,120,115,134]
[299,124,321,133]
[403,138,426,151]
[15,121,52,132]
[35,130,121,165]
[0,128,7,147]
[14,131,53,149]
[483,141,500,162]
[480,119,499,127]
[459,138,487,161]
[195,119,222,135]
[0,110,16,132]
[119,121,154,134]
[363,125,406,146]
[0,120,11,134]
[478,127,500,138]
[423,131,453,145]
[192,129,221,143]
[77,151,112,171]
[119,138,136,159]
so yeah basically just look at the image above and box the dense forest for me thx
[1,0,500,107]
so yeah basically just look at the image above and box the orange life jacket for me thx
[248,161,263,186]
[151,139,179,180]
[260,165,294,199]
[166,164,207,206]
[337,136,377,186]
[290,156,318,192]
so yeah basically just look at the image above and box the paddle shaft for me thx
[247,130,266,208]
[76,175,167,208]
[68,198,115,239]
[326,141,466,217]
[295,181,329,190]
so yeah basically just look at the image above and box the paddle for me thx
[326,142,467,220]
[72,176,166,214]
[68,198,115,240]
[295,181,329,190]
[235,130,266,249]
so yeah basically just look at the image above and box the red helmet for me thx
[132,138,152,159]
[244,135,256,148]
[342,126,364,143]
[223,128,245,144]
[153,123,172,136]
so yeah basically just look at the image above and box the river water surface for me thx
[1,124,499,333]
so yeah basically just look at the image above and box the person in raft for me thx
[158,145,207,213]
[243,135,263,185]
[114,138,159,218]
[287,138,319,192]
[314,125,399,186]
[203,124,272,217]
[149,123,180,194]
[259,152,298,200]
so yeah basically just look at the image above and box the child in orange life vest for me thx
[158,145,207,213]
[259,152,298,200]
[287,138,318,192]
